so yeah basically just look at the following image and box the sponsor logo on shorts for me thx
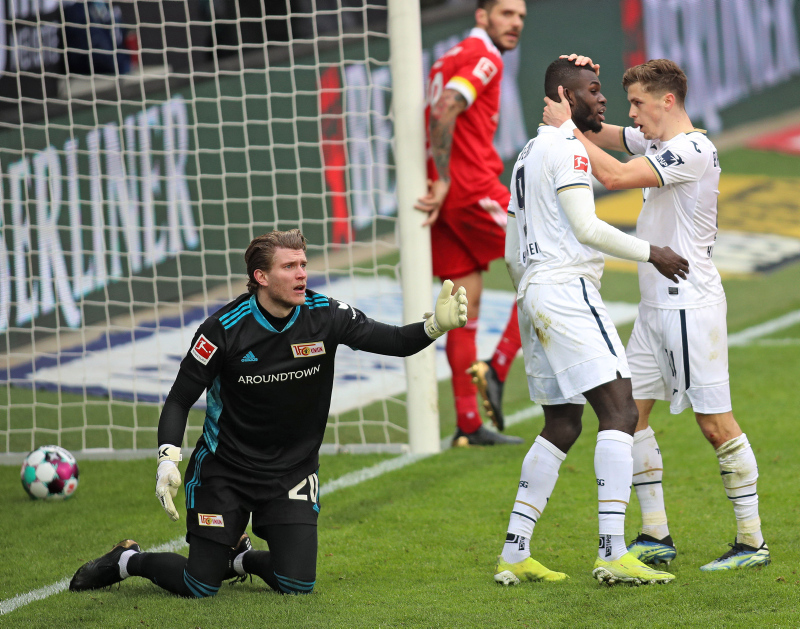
[198,513,225,527]
[291,341,326,358]
[574,155,589,172]
[191,335,218,365]
[472,56,498,85]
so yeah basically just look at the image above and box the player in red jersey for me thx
[415,0,527,445]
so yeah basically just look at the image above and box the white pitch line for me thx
[319,452,433,496]
[0,579,70,615]
[3,436,538,615]
[728,309,800,346]
[0,540,197,615]
[505,404,544,427]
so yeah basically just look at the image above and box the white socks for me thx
[502,436,566,563]
[716,433,764,548]
[118,549,138,580]
[595,430,634,561]
[233,549,249,576]
[632,426,669,540]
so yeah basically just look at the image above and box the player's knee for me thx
[558,419,582,450]
[183,570,221,599]
[606,397,639,434]
[623,399,640,432]
[274,571,316,595]
[541,418,581,453]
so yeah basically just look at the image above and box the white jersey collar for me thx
[469,27,501,56]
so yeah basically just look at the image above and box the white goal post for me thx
[0,0,444,462]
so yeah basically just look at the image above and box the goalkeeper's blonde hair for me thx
[245,229,307,294]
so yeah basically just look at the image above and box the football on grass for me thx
[20,445,80,500]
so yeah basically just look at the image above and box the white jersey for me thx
[621,127,726,309]
[509,125,605,291]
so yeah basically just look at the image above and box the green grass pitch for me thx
[2,147,800,627]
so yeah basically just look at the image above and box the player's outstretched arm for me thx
[560,187,650,262]
[156,445,182,521]
[423,280,468,339]
[543,80,623,151]
[549,112,656,191]
[559,187,689,282]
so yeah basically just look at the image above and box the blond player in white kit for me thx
[494,58,689,587]
[544,57,770,572]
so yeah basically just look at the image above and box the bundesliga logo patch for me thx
[198,513,225,527]
[472,56,498,85]
[191,334,218,365]
[291,341,326,358]
[574,155,589,172]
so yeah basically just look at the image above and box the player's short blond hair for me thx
[245,229,307,294]
[622,59,687,106]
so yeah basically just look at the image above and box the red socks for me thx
[446,319,482,433]
[490,305,521,382]
[446,307,521,433]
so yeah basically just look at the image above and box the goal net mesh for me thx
[0,0,415,460]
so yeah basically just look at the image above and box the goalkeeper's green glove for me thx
[155,444,182,521]
[423,279,468,339]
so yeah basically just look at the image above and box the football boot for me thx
[452,426,523,447]
[627,532,677,566]
[224,533,254,582]
[494,555,569,585]
[469,360,506,431]
[592,552,675,585]
[700,540,770,571]
[70,539,140,591]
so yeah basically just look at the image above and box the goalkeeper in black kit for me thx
[70,229,468,597]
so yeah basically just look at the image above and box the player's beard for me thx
[573,99,603,134]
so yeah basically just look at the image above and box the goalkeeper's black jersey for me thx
[165,290,432,483]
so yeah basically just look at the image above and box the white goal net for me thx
[0,0,436,461]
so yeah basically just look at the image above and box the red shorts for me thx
[431,195,509,279]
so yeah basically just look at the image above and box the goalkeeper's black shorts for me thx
[184,440,320,547]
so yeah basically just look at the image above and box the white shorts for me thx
[518,278,631,405]
[626,301,732,415]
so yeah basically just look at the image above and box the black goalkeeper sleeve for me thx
[157,370,207,447]
[355,321,435,357]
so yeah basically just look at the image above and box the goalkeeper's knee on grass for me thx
[423,280,468,339]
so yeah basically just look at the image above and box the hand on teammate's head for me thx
[560,53,600,76]
[543,85,572,128]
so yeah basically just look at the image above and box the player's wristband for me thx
[157,444,182,464]
[423,314,443,340]
[559,119,577,137]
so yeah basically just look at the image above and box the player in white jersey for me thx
[544,57,770,571]
[494,58,689,587]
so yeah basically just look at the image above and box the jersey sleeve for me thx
[445,50,502,108]
[329,298,375,347]
[643,142,709,189]
[329,298,433,355]
[176,317,226,389]
[620,126,650,156]
[551,138,593,195]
